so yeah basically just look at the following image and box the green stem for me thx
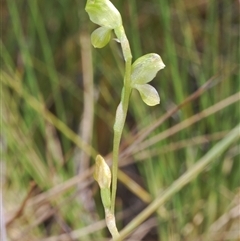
[105,208,120,239]
[111,25,132,214]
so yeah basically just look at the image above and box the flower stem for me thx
[111,25,132,214]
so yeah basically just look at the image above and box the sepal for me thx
[91,27,112,48]
[85,0,122,29]
[131,53,165,85]
[135,84,160,106]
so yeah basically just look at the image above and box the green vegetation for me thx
[2,0,239,240]
[86,1,165,237]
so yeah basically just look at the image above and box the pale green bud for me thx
[94,155,111,189]
[91,26,112,48]
[85,0,122,29]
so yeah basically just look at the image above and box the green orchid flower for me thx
[130,53,165,106]
[85,0,122,48]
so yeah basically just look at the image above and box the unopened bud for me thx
[94,155,111,189]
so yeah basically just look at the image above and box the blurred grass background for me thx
[1,0,240,240]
